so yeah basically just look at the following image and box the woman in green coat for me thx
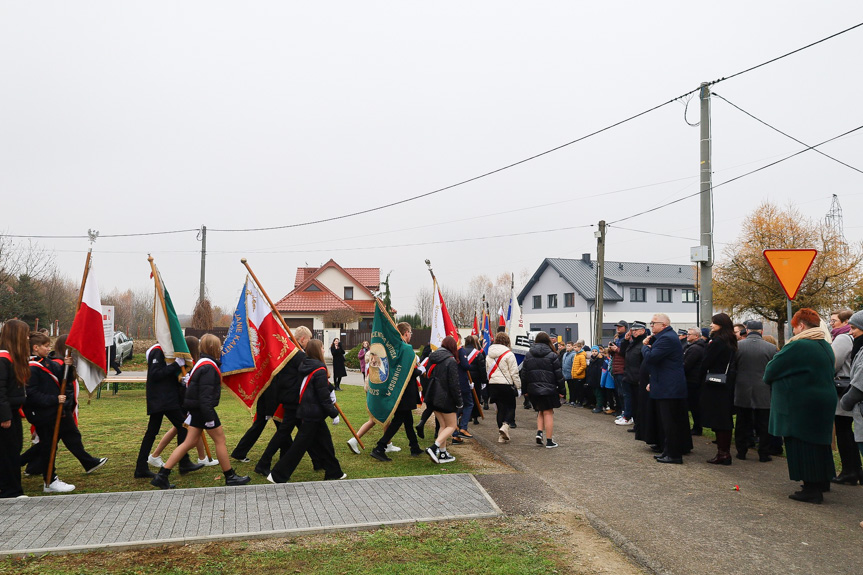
[764,308,837,504]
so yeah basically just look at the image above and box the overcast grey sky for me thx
[2,2,862,317]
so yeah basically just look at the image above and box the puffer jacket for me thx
[144,345,183,415]
[424,348,462,412]
[571,350,587,380]
[296,357,338,422]
[25,356,74,424]
[522,343,564,397]
[485,344,521,391]
[623,333,646,384]
[183,354,222,421]
[561,350,575,379]
[0,356,26,423]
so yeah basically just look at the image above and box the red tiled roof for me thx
[278,260,385,315]
[293,262,379,291]
[293,267,318,288]
[275,280,354,313]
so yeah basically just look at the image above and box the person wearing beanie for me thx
[833,309,863,485]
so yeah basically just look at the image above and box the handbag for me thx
[705,352,734,385]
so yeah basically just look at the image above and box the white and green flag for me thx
[150,257,191,363]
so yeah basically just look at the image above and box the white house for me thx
[518,254,699,345]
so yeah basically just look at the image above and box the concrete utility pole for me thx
[698,82,713,324]
[594,220,606,346]
[198,225,207,302]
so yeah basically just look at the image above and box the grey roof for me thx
[518,257,697,304]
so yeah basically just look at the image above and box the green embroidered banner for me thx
[367,300,417,425]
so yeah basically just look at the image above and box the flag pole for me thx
[241,258,363,448]
[45,247,92,487]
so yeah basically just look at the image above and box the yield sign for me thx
[763,249,817,300]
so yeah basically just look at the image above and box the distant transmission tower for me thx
[825,194,845,242]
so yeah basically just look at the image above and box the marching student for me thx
[25,331,107,493]
[424,335,461,464]
[268,339,345,483]
[456,335,486,439]
[0,320,30,498]
[151,334,250,489]
[134,338,204,479]
[486,332,521,443]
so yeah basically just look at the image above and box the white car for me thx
[113,332,134,364]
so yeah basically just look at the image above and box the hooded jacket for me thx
[296,357,338,422]
[522,342,564,397]
[0,356,26,423]
[144,345,183,415]
[485,343,521,391]
[571,350,587,380]
[183,354,222,421]
[424,348,462,412]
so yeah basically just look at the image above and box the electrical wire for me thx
[713,92,863,175]
[607,123,863,225]
[3,228,201,240]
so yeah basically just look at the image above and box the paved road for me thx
[0,474,499,558]
[471,401,863,575]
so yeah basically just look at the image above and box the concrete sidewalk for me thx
[0,474,500,558]
[470,402,863,575]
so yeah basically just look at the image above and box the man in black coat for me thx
[683,327,707,436]
[135,344,203,478]
[623,322,647,429]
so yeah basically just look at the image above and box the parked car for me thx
[113,331,134,364]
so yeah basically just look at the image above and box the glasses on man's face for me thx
[649,321,665,326]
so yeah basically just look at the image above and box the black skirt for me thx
[784,436,836,482]
[188,409,221,429]
[531,393,561,412]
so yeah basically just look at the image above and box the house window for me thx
[305,284,321,292]
[682,289,696,303]
[657,288,672,303]
[344,287,354,300]
[549,328,557,336]
[533,295,542,309]
[630,288,646,302]
[547,294,558,308]
[564,293,575,307]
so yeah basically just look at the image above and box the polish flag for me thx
[498,306,506,327]
[429,276,459,350]
[65,258,107,393]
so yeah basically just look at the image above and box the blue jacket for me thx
[641,326,687,399]
[562,350,575,378]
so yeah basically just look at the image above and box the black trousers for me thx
[835,414,862,474]
[734,407,770,456]
[686,382,702,432]
[270,419,342,482]
[32,413,100,482]
[489,386,516,428]
[628,381,640,421]
[232,413,279,460]
[136,409,192,471]
[258,411,298,469]
[0,411,24,498]
[569,379,585,404]
[656,398,688,459]
[375,410,420,453]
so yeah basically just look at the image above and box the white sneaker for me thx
[199,457,220,467]
[16,495,29,499]
[86,457,108,474]
[338,473,348,479]
[148,455,165,468]
[347,437,361,454]
[266,473,276,484]
[614,417,634,426]
[385,443,401,453]
[44,478,75,493]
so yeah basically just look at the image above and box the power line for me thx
[706,21,863,87]
[3,228,200,240]
[607,123,863,225]
[713,92,863,175]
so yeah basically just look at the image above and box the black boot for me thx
[179,456,205,475]
[150,467,175,489]
[789,482,823,503]
[224,467,251,486]
[415,423,425,439]
[134,465,155,479]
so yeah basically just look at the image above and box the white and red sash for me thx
[189,357,220,379]
[146,344,162,363]
[487,350,512,380]
[465,349,480,364]
[29,358,60,388]
[0,350,11,362]
[298,367,327,404]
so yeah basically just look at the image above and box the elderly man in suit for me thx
[732,320,778,462]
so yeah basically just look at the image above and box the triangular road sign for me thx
[763,249,817,301]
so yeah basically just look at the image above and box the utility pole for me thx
[198,225,207,302]
[594,220,606,346]
[698,82,713,325]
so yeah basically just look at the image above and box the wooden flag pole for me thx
[241,258,363,448]
[466,372,484,420]
[45,248,91,486]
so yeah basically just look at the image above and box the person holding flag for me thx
[456,335,487,439]
[424,335,461,464]
[0,319,30,499]
[152,334,251,489]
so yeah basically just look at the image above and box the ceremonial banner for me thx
[367,300,417,425]
[498,306,505,328]
[481,310,491,354]
[65,258,107,393]
[429,276,458,350]
[150,259,192,363]
[471,313,479,337]
[221,277,297,410]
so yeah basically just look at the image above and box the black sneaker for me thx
[426,445,440,464]
[415,423,425,439]
[546,439,559,449]
[509,422,517,429]
[225,473,251,486]
[536,430,544,445]
[437,451,456,464]
[370,449,392,462]
[254,465,271,476]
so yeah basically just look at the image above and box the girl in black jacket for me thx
[0,320,30,498]
[522,332,564,448]
[330,339,347,391]
[268,339,345,482]
[152,334,250,489]
[424,336,461,464]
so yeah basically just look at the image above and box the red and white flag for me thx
[65,258,107,393]
[429,276,458,350]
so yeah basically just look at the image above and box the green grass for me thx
[26,385,467,494]
[0,519,564,575]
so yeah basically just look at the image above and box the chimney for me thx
[582,253,591,264]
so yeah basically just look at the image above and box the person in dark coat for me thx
[330,338,347,391]
[522,332,564,448]
[151,334,250,489]
[269,339,345,482]
[109,340,122,375]
[230,382,281,463]
[26,331,107,493]
[699,313,738,465]
[682,327,706,435]
[765,308,836,503]
[641,315,691,463]
[424,336,461,464]
[609,321,632,425]
[455,336,485,438]
[623,323,647,429]
[135,343,202,478]
[0,320,30,498]
[830,309,863,485]
[732,320,778,462]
